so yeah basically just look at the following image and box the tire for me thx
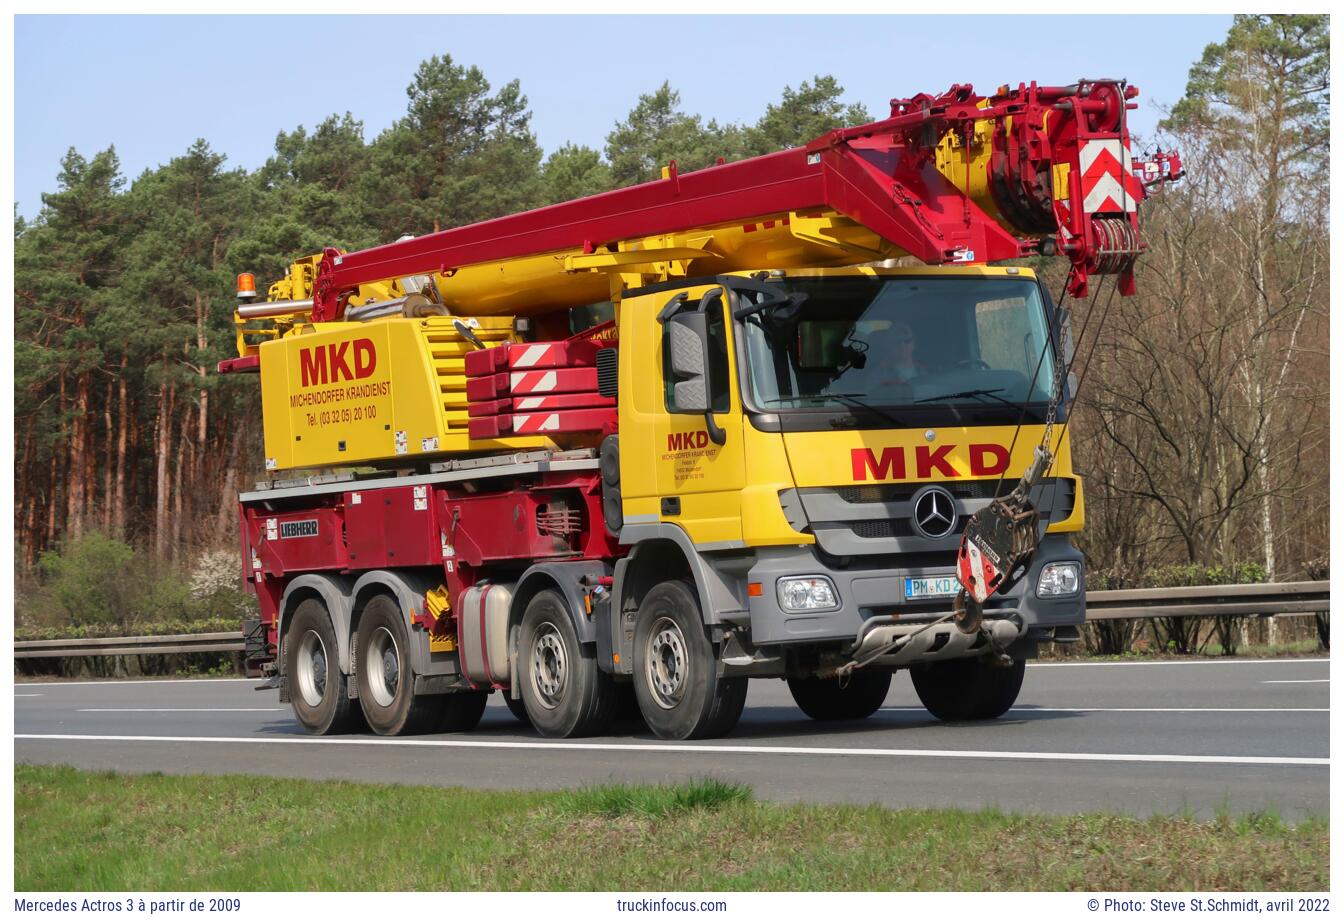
[354,594,439,735]
[436,690,489,733]
[503,692,532,726]
[284,598,359,735]
[633,581,747,740]
[611,682,646,727]
[519,589,615,738]
[788,670,891,721]
[910,656,1026,722]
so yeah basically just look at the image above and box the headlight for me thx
[1037,562,1081,597]
[777,576,839,612]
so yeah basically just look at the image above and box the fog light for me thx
[1037,562,1081,597]
[777,576,839,612]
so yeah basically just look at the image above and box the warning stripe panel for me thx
[467,408,617,440]
[1078,140,1143,214]
[466,391,616,418]
[465,367,600,401]
[464,340,600,377]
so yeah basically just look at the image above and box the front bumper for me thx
[744,533,1085,647]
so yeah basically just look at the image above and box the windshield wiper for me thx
[820,392,905,427]
[915,387,1017,409]
[758,393,905,427]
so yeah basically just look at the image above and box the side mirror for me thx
[667,315,710,413]
[660,290,727,445]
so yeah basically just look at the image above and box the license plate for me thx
[904,575,959,601]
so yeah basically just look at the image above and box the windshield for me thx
[739,276,1057,412]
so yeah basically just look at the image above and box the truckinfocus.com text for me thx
[615,898,728,912]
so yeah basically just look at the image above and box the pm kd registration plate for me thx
[904,575,959,601]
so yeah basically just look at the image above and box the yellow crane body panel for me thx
[258,315,555,471]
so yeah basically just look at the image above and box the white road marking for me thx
[14,658,1329,689]
[14,694,43,697]
[77,708,287,713]
[1262,680,1329,684]
[1035,658,1329,667]
[14,678,259,687]
[14,734,1327,768]
[882,707,1328,713]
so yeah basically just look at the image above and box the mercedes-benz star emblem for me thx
[911,486,957,539]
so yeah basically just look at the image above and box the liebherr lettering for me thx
[850,443,1010,481]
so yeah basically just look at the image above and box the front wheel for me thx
[910,656,1025,722]
[788,670,891,721]
[633,581,746,740]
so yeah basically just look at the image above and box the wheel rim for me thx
[364,626,400,707]
[530,623,568,710]
[295,629,328,708]
[645,616,688,710]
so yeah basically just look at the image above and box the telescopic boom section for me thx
[311,79,1180,322]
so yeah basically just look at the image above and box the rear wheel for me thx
[503,693,531,726]
[633,581,747,740]
[611,682,646,728]
[519,590,614,737]
[355,595,439,735]
[788,670,891,721]
[910,656,1025,722]
[436,690,490,733]
[285,598,359,735]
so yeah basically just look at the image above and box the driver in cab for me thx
[872,320,924,387]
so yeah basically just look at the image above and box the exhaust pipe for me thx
[237,298,313,319]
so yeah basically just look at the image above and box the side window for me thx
[661,293,731,413]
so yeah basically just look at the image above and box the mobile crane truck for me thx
[223,80,1180,739]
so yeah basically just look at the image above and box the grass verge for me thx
[15,765,1327,891]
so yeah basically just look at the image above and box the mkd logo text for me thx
[667,431,713,451]
[300,339,376,387]
[851,443,1010,481]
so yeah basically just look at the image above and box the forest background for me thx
[13,15,1329,649]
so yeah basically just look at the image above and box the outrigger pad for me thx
[957,497,1039,604]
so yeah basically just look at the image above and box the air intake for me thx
[596,348,619,398]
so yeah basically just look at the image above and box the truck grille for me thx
[785,477,1075,557]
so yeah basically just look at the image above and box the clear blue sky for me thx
[14,14,1232,220]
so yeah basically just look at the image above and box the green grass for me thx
[14,765,1328,892]
[552,777,752,819]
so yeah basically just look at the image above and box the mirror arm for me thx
[657,291,689,324]
[703,411,727,446]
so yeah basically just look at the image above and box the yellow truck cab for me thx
[603,266,1083,724]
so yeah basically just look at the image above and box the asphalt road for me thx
[14,657,1330,820]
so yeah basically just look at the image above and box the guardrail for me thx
[1084,580,1329,621]
[13,582,1328,660]
[14,632,243,659]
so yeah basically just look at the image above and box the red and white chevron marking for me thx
[1079,139,1144,214]
[957,539,999,605]
[465,367,600,401]
[463,341,600,377]
[466,392,615,418]
[467,407,616,439]
[508,367,599,394]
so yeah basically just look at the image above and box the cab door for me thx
[617,283,746,548]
